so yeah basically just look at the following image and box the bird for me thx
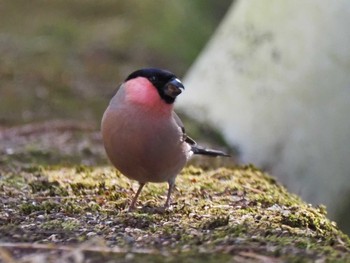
[101,68,230,210]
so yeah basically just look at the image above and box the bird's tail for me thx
[191,145,230,157]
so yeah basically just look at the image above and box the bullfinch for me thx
[101,68,229,210]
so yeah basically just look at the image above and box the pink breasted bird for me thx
[101,68,229,210]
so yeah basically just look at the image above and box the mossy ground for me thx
[0,124,349,262]
[2,2,348,262]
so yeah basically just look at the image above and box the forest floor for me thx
[0,122,349,263]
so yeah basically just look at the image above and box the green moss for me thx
[29,179,68,196]
[201,216,230,230]
[0,173,27,190]
[70,182,96,195]
[19,200,61,215]
[2,163,350,261]
[75,164,93,174]
[42,218,80,232]
[22,165,45,173]
[63,201,83,214]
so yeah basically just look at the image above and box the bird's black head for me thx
[125,68,184,104]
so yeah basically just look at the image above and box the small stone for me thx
[86,232,96,237]
[5,148,14,155]
[48,234,59,242]
[37,215,45,221]
[125,253,134,261]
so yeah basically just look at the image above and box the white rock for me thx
[178,0,350,222]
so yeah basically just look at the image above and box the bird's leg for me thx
[164,180,175,208]
[129,182,145,211]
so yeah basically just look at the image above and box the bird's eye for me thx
[150,76,156,82]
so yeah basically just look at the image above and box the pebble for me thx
[37,215,45,221]
[125,253,134,261]
[86,231,96,237]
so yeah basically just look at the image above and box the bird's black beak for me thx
[164,78,184,99]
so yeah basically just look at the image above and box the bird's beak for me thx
[164,78,184,98]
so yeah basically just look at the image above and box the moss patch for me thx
[0,124,349,262]
[1,163,349,262]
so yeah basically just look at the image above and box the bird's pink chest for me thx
[114,108,180,158]
[102,104,186,183]
[124,78,172,116]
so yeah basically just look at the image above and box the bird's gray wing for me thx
[172,112,230,157]
[172,111,197,145]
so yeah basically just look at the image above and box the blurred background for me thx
[0,0,231,125]
[1,0,350,235]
